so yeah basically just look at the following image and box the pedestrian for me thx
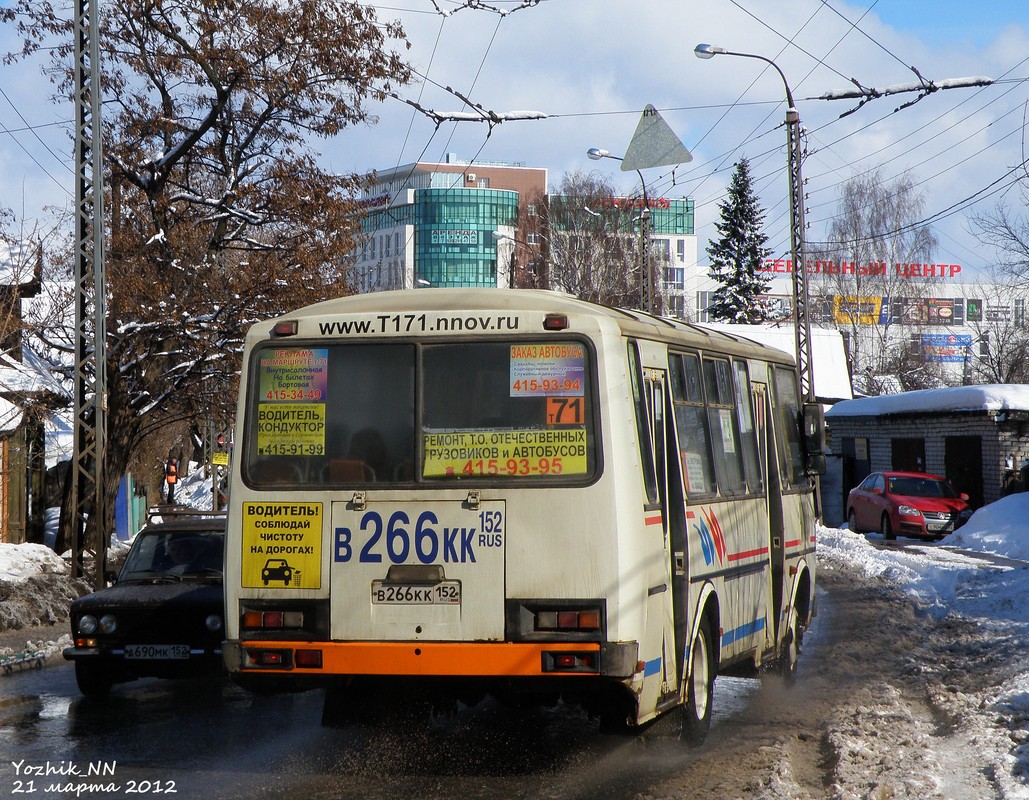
[165,457,178,504]
[216,467,228,510]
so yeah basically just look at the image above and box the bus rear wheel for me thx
[681,619,715,746]
[778,605,800,683]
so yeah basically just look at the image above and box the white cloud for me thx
[2,0,1027,276]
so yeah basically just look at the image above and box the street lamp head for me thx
[491,231,513,242]
[586,147,611,161]
[693,43,725,60]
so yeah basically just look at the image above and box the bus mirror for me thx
[802,402,826,476]
[806,452,826,476]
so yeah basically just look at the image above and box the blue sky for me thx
[876,0,1023,47]
[1,0,1027,279]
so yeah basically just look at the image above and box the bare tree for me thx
[810,168,937,394]
[3,0,412,531]
[969,188,1029,281]
[544,169,642,308]
[875,336,950,392]
[962,273,1029,383]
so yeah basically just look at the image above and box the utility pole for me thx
[695,44,815,401]
[66,0,108,589]
[785,104,815,402]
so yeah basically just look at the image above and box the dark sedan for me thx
[64,512,226,696]
[846,470,972,541]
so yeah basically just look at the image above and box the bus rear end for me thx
[222,291,642,720]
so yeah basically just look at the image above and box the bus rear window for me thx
[244,340,596,486]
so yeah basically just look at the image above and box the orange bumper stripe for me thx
[242,640,600,676]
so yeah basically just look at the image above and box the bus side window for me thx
[732,359,763,493]
[669,352,714,498]
[770,365,806,487]
[703,357,746,495]
[628,341,659,505]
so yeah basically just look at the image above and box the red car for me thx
[846,470,973,540]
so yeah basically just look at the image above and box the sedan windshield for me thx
[120,529,224,580]
[887,477,957,499]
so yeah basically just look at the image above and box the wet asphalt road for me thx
[0,642,779,800]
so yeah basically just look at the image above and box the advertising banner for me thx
[921,334,972,363]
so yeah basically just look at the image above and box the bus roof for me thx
[255,288,797,366]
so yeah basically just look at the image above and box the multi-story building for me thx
[351,155,545,292]
[695,258,1029,387]
[352,158,1028,392]
[352,155,698,315]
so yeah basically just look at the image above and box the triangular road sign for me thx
[621,104,693,171]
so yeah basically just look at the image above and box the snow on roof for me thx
[46,410,72,467]
[0,346,66,397]
[826,384,1029,418]
[0,241,38,286]
[0,396,22,432]
[697,323,853,402]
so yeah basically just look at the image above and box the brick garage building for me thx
[824,385,1029,520]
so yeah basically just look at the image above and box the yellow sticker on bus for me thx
[256,403,326,456]
[422,429,588,477]
[241,501,322,589]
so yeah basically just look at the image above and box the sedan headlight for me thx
[898,505,922,517]
[98,614,118,634]
[77,615,98,635]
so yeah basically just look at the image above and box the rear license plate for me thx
[371,581,461,605]
[124,644,190,660]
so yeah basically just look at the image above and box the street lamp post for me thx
[586,147,655,315]
[694,43,815,402]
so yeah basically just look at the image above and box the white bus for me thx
[222,288,823,740]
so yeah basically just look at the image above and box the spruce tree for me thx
[706,158,773,323]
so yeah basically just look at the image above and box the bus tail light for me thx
[535,607,602,632]
[543,313,569,331]
[241,647,320,669]
[542,651,598,673]
[244,648,294,669]
[507,600,607,641]
[271,320,298,337]
[242,610,304,630]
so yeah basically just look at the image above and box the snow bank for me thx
[942,493,1029,561]
[0,542,68,582]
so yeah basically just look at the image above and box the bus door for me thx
[660,376,690,695]
[755,383,786,641]
[631,349,682,704]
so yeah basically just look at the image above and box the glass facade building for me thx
[414,189,518,288]
[352,159,698,316]
[353,158,542,293]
